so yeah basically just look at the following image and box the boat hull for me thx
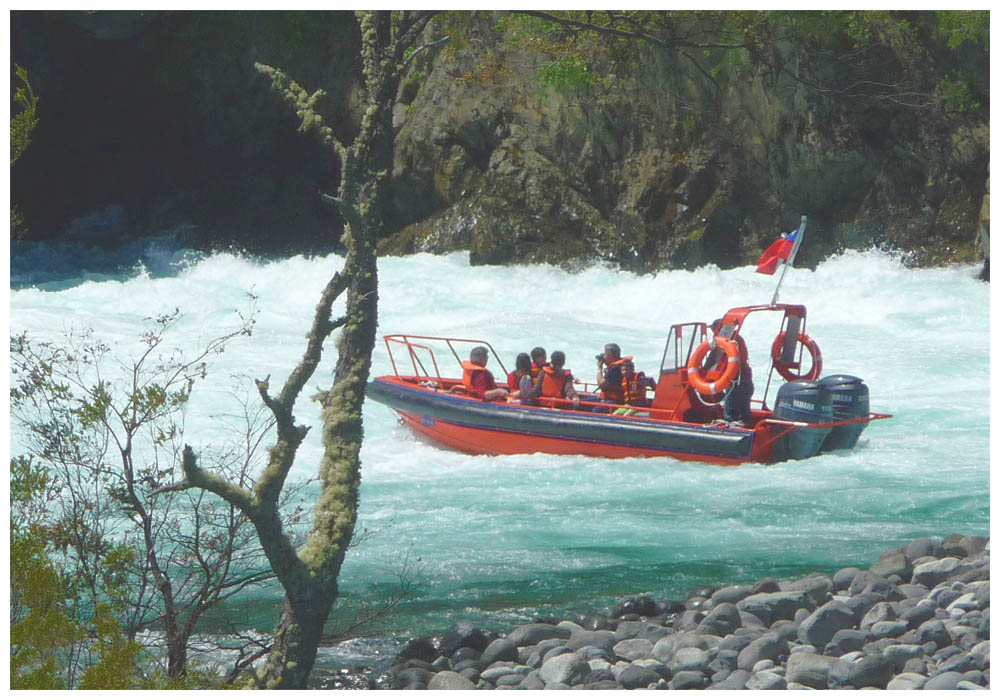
[367,377,765,465]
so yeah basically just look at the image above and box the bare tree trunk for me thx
[256,593,336,689]
[155,10,441,689]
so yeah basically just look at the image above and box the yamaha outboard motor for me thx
[819,375,870,451]
[772,380,833,461]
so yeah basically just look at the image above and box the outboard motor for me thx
[819,375,870,451]
[772,380,833,461]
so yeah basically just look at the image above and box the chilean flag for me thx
[755,229,798,275]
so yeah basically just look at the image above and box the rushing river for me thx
[8,243,990,670]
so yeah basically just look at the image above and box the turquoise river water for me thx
[8,245,991,669]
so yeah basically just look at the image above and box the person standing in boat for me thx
[508,352,537,404]
[709,319,754,425]
[595,343,629,410]
[530,347,548,380]
[534,350,581,408]
[461,346,508,402]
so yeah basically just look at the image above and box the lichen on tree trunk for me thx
[153,10,442,689]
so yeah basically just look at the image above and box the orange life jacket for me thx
[600,356,632,402]
[621,372,649,406]
[539,365,572,398]
[530,361,548,380]
[461,360,494,397]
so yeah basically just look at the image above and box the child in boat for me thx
[534,351,581,408]
[508,352,536,403]
[620,359,656,408]
[530,346,548,379]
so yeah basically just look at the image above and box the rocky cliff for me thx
[10,11,990,271]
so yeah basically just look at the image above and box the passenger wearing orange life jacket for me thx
[595,343,630,410]
[620,358,656,407]
[461,346,508,402]
[533,350,580,408]
[530,346,548,380]
[507,353,536,404]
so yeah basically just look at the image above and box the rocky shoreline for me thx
[376,535,989,690]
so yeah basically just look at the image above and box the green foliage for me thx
[10,457,142,689]
[537,54,593,98]
[10,304,277,686]
[10,459,80,689]
[10,63,39,237]
[10,63,38,166]
[936,10,989,50]
[936,73,981,113]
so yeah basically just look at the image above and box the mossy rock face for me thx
[10,11,990,269]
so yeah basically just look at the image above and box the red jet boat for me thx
[367,303,890,465]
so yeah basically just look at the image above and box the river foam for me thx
[9,246,990,663]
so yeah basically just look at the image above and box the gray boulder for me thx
[566,630,617,655]
[650,631,708,664]
[887,672,928,690]
[860,601,896,631]
[941,534,988,558]
[785,651,845,689]
[844,591,886,620]
[905,537,941,561]
[519,669,545,690]
[618,664,663,689]
[848,570,895,597]
[831,653,895,689]
[911,557,972,588]
[697,602,742,637]
[746,670,787,689]
[506,622,569,647]
[428,670,477,690]
[869,619,908,639]
[923,670,965,690]
[669,670,709,689]
[709,669,751,689]
[917,618,953,649]
[612,637,653,662]
[668,646,711,675]
[832,567,862,591]
[897,583,930,600]
[782,573,833,605]
[900,599,937,628]
[870,552,913,581]
[882,643,925,671]
[480,638,518,667]
[798,600,856,648]
[737,590,815,626]
[710,584,753,606]
[825,628,867,656]
[737,634,789,671]
[538,652,590,686]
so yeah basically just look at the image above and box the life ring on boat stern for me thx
[770,331,823,381]
[686,338,740,396]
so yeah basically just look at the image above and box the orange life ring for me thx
[687,338,740,396]
[770,332,823,381]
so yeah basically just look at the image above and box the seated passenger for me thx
[595,343,630,411]
[530,346,548,380]
[620,359,656,407]
[507,352,535,402]
[534,350,581,408]
[461,346,508,402]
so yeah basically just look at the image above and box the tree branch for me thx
[516,10,749,52]
[152,446,256,517]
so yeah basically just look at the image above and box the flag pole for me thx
[770,215,807,306]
